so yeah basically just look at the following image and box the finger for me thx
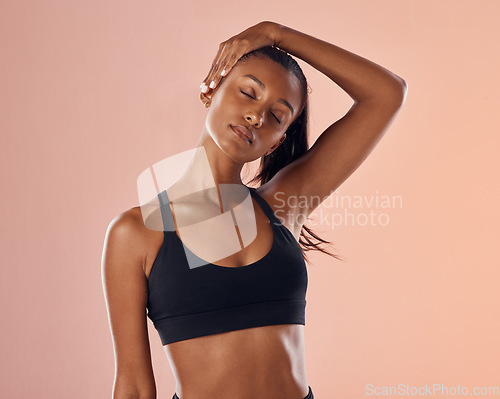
[218,42,249,82]
[210,42,242,90]
[201,61,217,93]
[221,50,239,76]
[202,42,228,93]
[201,44,224,92]
[203,56,218,84]
[207,42,229,90]
[217,42,237,78]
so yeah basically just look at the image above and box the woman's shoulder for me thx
[105,207,152,262]
[108,206,145,237]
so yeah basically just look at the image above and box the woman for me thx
[102,21,407,399]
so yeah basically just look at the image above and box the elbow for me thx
[360,77,408,109]
[392,77,408,107]
[113,378,156,399]
[113,391,156,399]
[382,78,407,110]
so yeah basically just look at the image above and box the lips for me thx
[231,125,253,144]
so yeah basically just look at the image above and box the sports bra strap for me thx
[157,190,174,232]
[248,187,280,224]
[156,186,278,233]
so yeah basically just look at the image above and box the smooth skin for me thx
[102,21,407,399]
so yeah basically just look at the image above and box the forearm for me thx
[271,23,406,104]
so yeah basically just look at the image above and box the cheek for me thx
[205,102,225,131]
[205,92,240,132]
[205,112,225,144]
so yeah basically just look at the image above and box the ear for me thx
[200,75,227,107]
[200,93,212,108]
[200,91,212,108]
[265,134,287,156]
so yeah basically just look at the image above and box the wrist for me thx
[265,21,284,47]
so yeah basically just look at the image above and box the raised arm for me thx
[268,21,407,215]
[101,210,156,399]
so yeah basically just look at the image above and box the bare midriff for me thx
[140,186,309,398]
[164,324,309,399]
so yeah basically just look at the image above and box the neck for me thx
[166,127,247,202]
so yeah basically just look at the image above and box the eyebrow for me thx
[242,74,295,116]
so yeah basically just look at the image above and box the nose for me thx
[244,111,263,128]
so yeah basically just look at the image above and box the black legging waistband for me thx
[172,385,314,399]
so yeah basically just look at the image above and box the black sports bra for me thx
[146,186,308,345]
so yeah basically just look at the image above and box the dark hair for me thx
[239,46,344,263]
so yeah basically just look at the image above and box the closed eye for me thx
[240,90,282,125]
[240,90,254,99]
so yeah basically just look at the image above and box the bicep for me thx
[101,212,156,397]
[272,97,405,217]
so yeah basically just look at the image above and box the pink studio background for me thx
[1,1,499,398]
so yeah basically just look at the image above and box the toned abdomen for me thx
[164,324,309,399]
